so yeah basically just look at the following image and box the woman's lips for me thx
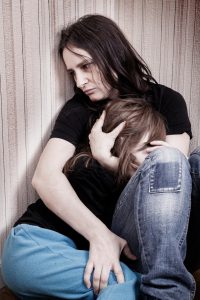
[83,88,95,95]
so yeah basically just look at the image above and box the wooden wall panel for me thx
[0,0,19,243]
[0,0,200,261]
[0,0,8,250]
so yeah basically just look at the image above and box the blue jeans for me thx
[2,224,140,300]
[112,147,195,299]
[185,146,200,272]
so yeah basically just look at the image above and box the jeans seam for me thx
[137,185,150,274]
[178,198,191,249]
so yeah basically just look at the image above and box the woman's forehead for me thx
[63,46,91,59]
[63,47,92,69]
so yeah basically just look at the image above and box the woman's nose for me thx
[76,72,88,89]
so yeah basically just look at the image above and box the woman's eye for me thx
[83,64,89,70]
[82,62,92,70]
[68,71,75,77]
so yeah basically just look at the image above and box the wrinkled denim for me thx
[2,224,140,300]
[186,146,200,272]
[112,147,195,300]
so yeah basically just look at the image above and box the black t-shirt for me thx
[50,83,192,145]
[15,83,192,249]
[15,159,119,249]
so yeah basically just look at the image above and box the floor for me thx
[0,287,19,300]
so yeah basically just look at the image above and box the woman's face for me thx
[63,46,112,101]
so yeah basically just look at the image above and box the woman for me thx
[2,98,166,300]
[2,14,195,299]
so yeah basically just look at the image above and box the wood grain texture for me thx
[0,0,200,258]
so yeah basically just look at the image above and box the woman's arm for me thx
[165,133,190,156]
[147,133,190,157]
[32,138,135,293]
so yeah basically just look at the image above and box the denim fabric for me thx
[1,224,140,300]
[186,146,200,272]
[112,147,195,300]
[189,146,200,198]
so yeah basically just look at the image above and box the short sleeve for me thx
[50,95,90,146]
[152,85,192,139]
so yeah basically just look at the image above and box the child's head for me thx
[64,98,166,183]
[102,98,166,181]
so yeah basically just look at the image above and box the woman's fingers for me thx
[109,121,126,139]
[84,233,129,294]
[99,265,111,291]
[113,263,125,284]
[84,261,93,289]
[146,145,160,153]
[84,261,125,294]
[92,263,124,294]
[149,140,170,147]
[84,261,111,293]
[92,110,106,131]
[91,112,125,140]
[93,266,102,294]
[122,244,137,260]
[146,140,171,153]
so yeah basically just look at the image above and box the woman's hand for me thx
[89,111,125,170]
[147,133,190,157]
[146,140,171,154]
[84,230,136,294]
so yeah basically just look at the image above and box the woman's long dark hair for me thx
[64,98,166,183]
[59,14,156,98]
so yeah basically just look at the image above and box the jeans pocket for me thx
[149,162,181,193]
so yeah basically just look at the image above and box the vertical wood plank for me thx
[131,0,143,54]
[49,0,72,126]
[63,0,76,101]
[141,0,163,81]
[20,0,42,205]
[172,0,191,94]
[11,0,28,219]
[94,0,107,15]
[38,0,52,147]
[159,0,176,86]
[0,0,8,256]
[1,0,19,242]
